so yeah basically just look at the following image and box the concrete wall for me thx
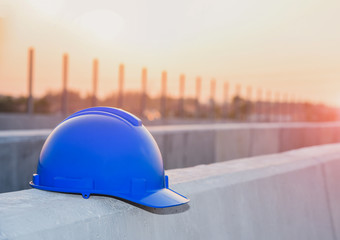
[1,122,340,193]
[1,143,340,240]
[0,114,64,130]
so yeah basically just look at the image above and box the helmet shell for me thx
[30,107,189,208]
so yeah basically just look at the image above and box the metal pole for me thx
[161,71,167,119]
[302,98,307,122]
[61,53,68,116]
[282,93,288,122]
[256,88,262,122]
[140,68,147,118]
[195,77,201,118]
[92,59,98,107]
[266,90,272,122]
[246,86,252,121]
[117,64,124,108]
[275,92,280,122]
[297,97,303,122]
[178,74,185,118]
[234,84,241,120]
[27,47,34,114]
[223,82,229,119]
[298,97,303,122]
[289,95,297,122]
[210,78,216,119]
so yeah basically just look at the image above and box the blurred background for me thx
[0,0,340,128]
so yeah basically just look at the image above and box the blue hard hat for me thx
[29,107,189,208]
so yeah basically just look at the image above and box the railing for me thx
[0,47,338,122]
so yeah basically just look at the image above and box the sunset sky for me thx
[0,0,339,104]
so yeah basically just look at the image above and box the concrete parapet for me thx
[153,130,215,169]
[1,143,340,240]
[215,128,251,162]
[1,123,340,193]
[249,126,280,156]
[0,114,64,130]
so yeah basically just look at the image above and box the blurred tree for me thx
[0,95,26,112]
[34,96,50,113]
[0,91,338,123]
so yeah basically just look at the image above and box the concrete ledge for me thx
[1,143,340,240]
[0,114,64,130]
[1,122,340,193]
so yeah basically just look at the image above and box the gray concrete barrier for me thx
[0,114,64,130]
[1,122,340,193]
[1,143,340,240]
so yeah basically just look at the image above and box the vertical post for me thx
[178,74,185,118]
[266,90,272,122]
[195,77,201,118]
[317,101,320,121]
[223,82,229,119]
[210,78,216,119]
[27,47,34,114]
[297,97,302,122]
[61,53,68,116]
[256,88,263,122]
[161,71,167,119]
[275,92,280,122]
[297,97,301,122]
[282,93,288,122]
[117,64,124,108]
[302,98,307,122]
[140,68,147,118]
[246,86,252,121]
[290,94,295,122]
[92,59,98,107]
[234,84,241,120]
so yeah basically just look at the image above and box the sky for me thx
[0,0,339,105]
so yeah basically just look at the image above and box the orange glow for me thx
[0,0,340,106]
[0,18,4,49]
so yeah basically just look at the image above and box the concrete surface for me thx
[0,114,64,130]
[249,126,280,155]
[1,143,340,240]
[1,122,340,193]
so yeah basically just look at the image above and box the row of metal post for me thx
[26,48,314,122]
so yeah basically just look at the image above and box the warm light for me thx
[74,9,124,41]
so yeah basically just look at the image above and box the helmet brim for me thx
[30,181,189,208]
[122,188,189,208]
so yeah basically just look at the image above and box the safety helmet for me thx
[30,107,189,208]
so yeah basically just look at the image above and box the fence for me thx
[4,47,338,122]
